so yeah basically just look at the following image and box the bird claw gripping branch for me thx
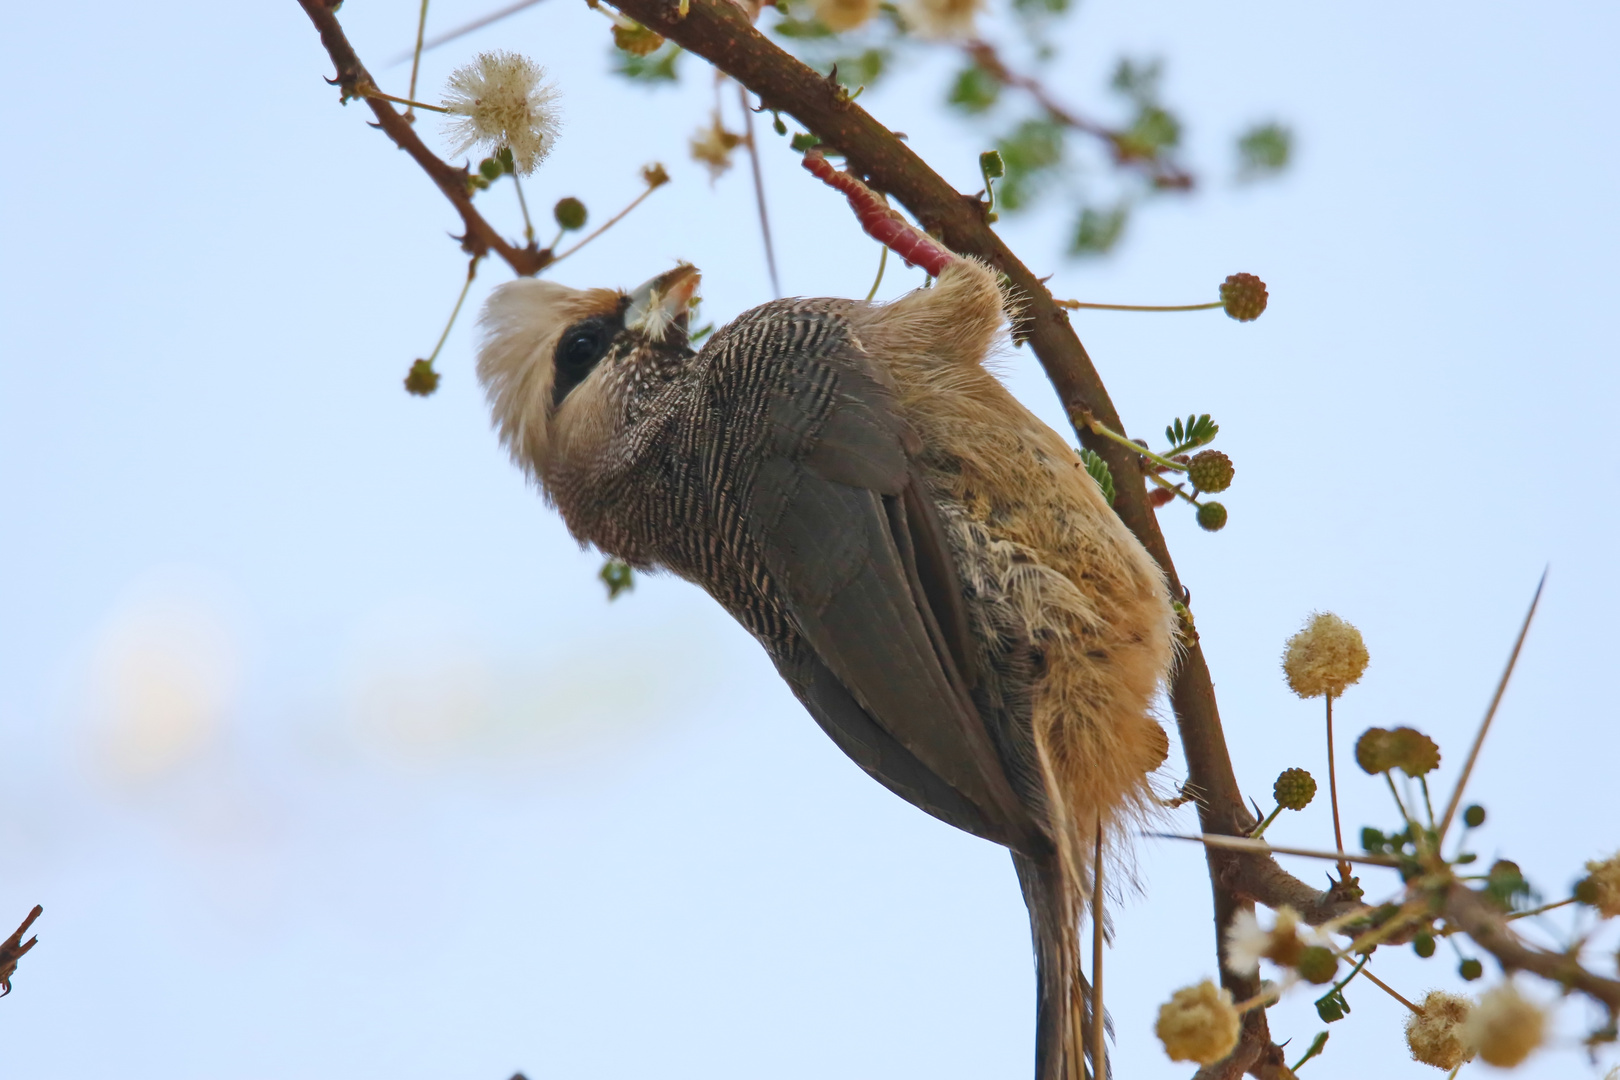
[801,150,958,277]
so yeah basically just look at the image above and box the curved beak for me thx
[625,263,702,342]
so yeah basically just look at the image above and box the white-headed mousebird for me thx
[477,255,1176,1080]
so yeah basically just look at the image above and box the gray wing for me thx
[735,314,1046,857]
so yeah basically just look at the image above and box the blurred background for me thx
[2,1,1617,1076]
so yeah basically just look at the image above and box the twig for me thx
[296,0,550,276]
[551,181,664,263]
[0,905,42,997]
[738,84,781,298]
[1504,896,1576,922]
[387,0,550,65]
[426,257,481,366]
[1359,966,1422,1015]
[864,244,887,301]
[1157,833,1399,868]
[1058,299,1221,313]
[963,40,1194,191]
[1436,570,1547,840]
[1325,693,1351,880]
[406,0,430,121]
[1443,882,1620,1015]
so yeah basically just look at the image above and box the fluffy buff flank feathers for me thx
[442,52,560,176]
[1463,981,1547,1068]
[1155,981,1241,1066]
[1404,991,1475,1070]
[1282,611,1369,699]
[901,0,984,39]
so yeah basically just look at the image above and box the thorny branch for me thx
[296,0,1560,1070]
[1445,884,1620,1015]
[963,40,1194,191]
[0,905,42,997]
[296,0,551,276]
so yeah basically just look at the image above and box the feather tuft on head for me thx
[476,277,620,484]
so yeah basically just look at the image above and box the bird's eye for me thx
[563,331,600,367]
[551,316,619,406]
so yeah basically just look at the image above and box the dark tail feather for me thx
[1013,851,1103,1080]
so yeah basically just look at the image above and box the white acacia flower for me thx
[1155,980,1241,1066]
[1282,612,1369,699]
[1405,991,1475,1071]
[1224,905,1319,975]
[901,0,983,40]
[442,51,560,176]
[1464,981,1547,1068]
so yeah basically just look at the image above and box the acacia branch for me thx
[0,905,42,997]
[605,0,1336,1065]
[963,40,1194,191]
[296,0,551,276]
[1444,884,1620,1015]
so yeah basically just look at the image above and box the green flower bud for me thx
[1196,501,1228,532]
[1459,958,1484,981]
[1273,767,1316,811]
[599,558,634,600]
[1316,996,1345,1023]
[1187,449,1234,493]
[553,197,588,231]
[479,157,504,181]
[1296,946,1338,985]
[403,359,439,397]
[1355,727,1396,774]
[1413,932,1436,959]
[1464,804,1486,828]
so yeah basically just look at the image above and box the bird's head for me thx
[476,263,701,489]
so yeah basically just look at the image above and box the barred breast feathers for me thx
[844,259,1179,874]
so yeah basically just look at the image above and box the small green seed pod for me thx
[1296,946,1338,985]
[554,197,588,232]
[404,359,439,397]
[1273,767,1317,811]
[1187,449,1234,493]
[1196,501,1228,532]
[1355,727,1396,774]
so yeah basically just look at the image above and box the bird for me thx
[476,256,1176,1080]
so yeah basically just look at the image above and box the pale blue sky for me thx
[2,1,1617,1077]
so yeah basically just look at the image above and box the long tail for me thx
[1013,851,1101,1080]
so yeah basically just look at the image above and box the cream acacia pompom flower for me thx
[441,51,560,176]
[1404,991,1475,1070]
[1463,981,1547,1068]
[1581,850,1620,918]
[1223,905,1319,975]
[813,0,879,32]
[1282,612,1369,699]
[902,0,983,40]
[1155,980,1241,1066]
